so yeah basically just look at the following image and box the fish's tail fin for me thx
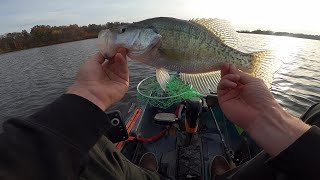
[249,51,279,88]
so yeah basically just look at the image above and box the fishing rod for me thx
[206,94,236,167]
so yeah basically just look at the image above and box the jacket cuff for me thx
[29,94,110,153]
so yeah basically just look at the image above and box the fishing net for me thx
[137,75,202,109]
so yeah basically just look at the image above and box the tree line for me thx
[238,30,320,40]
[2,24,320,54]
[0,22,128,54]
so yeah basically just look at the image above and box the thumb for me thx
[220,63,230,77]
[91,52,105,64]
[117,48,127,59]
[114,52,128,69]
[229,64,255,84]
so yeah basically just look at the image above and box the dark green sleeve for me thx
[0,94,111,180]
[268,126,320,180]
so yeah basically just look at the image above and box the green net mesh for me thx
[137,75,202,109]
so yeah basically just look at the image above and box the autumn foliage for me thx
[3,23,319,55]
[0,22,128,54]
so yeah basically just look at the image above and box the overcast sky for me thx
[1,0,319,35]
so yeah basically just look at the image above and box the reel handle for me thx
[184,98,202,134]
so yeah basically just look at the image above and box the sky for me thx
[1,0,320,35]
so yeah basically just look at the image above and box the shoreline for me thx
[0,37,97,55]
[1,31,319,55]
[238,30,320,41]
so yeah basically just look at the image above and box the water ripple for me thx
[0,36,319,131]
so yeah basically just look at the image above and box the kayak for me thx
[109,76,261,180]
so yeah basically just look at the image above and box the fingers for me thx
[115,48,128,66]
[220,64,256,85]
[229,64,254,84]
[117,47,127,57]
[114,53,128,73]
[98,47,127,65]
[102,51,129,81]
[220,63,230,77]
[103,51,127,67]
[92,52,105,64]
[218,74,240,90]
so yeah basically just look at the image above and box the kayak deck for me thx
[115,99,260,179]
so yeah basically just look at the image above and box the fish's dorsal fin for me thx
[179,71,221,95]
[156,68,171,91]
[190,18,240,49]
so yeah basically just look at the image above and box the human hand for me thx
[217,64,277,131]
[67,49,129,111]
[218,64,310,156]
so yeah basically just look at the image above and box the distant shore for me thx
[0,22,128,55]
[238,30,320,41]
[1,23,319,55]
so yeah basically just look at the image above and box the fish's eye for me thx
[120,27,127,33]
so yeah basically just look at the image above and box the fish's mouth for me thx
[97,29,117,58]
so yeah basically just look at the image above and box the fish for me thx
[97,17,274,95]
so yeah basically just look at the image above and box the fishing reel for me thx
[205,93,220,108]
[184,98,203,134]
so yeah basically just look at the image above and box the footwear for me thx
[139,152,159,172]
[209,155,233,180]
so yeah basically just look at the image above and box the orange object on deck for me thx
[185,117,198,134]
[115,108,143,151]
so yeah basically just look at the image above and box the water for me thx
[0,34,319,130]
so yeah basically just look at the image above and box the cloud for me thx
[1,0,320,35]
[0,0,185,34]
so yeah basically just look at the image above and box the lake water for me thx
[0,34,319,130]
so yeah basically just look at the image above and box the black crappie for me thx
[98,17,274,94]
